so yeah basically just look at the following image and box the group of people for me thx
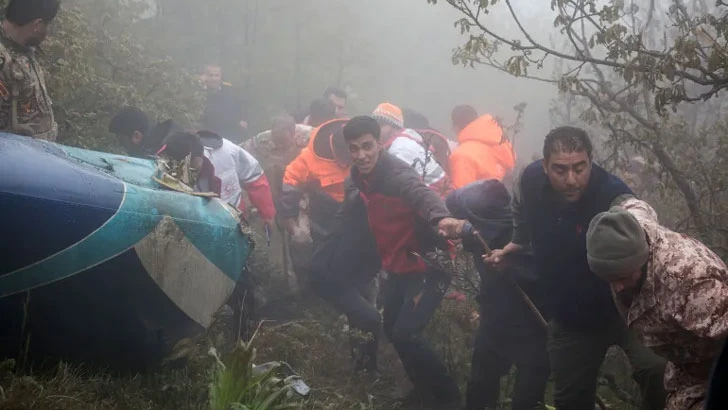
[3,1,728,410]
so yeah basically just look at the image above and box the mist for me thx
[141,0,560,160]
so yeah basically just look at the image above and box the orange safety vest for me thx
[282,119,350,202]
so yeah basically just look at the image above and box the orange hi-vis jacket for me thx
[449,114,515,189]
[278,119,350,218]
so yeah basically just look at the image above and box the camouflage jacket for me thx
[241,124,311,199]
[0,28,57,141]
[617,198,728,410]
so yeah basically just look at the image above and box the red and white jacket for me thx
[203,138,275,220]
[384,128,450,197]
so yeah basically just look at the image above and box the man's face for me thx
[348,134,381,175]
[203,66,223,90]
[543,150,592,203]
[609,269,644,299]
[25,20,50,47]
[271,127,295,150]
[329,95,346,117]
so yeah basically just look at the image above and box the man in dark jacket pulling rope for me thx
[485,127,666,410]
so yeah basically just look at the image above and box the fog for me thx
[332,0,559,159]
[143,0,564,159]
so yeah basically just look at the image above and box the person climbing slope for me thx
[343,115,464,409]
[371,103,449,195]
[449,105,515,189]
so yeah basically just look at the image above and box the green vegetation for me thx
[208,338,301,410]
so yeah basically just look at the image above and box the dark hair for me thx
[403,109,430,129]
[109,106,149,137]
[323,86,347,100]
[343,116,380,142]
[308,98,336,127]
[451,105,478,131]
[5,0,60,25]
[161,131,204,161]
[543,126,593,161]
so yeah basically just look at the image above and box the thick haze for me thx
[145,0,560,158]
[342,0,558,159]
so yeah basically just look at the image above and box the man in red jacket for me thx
[342,116,464,409]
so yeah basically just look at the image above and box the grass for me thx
[0,243,644,410]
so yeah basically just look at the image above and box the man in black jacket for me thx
[486,127,666,410]
[447,179,550,410]
[200,63,247,144]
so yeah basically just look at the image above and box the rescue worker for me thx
[278,118,351,283]
[156,131,220,195]
[586,199,728,410]
[402,108,430,129]
[371,102,448,194]
[0,0,59,141]
[486,126,666,410]
[309,180,382,375]
[307,97,338,127]
[402,109,453,176]
[449,105,515,189]
[108,106,178,159]
[446,179,549,410]
[243,97,336,165]
[197,130,275,229]
[243,113,312,199]
[200,63,247,144]
[302,87,347,125]
[342,115,464,409]
[323,86,347,118]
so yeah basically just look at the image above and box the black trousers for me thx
[382,270,460,404]
[548,318,666,410]
[465,313,550,410]
[313,276,381,371]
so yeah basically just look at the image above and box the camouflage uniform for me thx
[242,124,311,200]
[242,125,312,291]
[0,28,57,141]
[617,198,728,410]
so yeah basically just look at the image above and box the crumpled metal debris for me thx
[152,154,216,197]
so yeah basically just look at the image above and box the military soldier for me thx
[587,199,728,410]
[243,114,311,201]
[0,0,59,141]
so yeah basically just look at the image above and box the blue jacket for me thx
[519,160,632,329]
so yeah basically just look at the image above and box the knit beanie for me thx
[372,103,404,129]
[586,206,649,280]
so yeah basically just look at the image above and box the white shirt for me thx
[203,139,264,207]
[387,128,446,186]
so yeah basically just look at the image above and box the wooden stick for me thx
[473,231,549,329]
